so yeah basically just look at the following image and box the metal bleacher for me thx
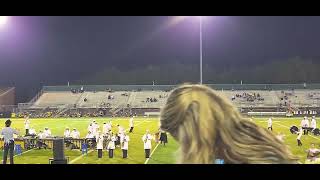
[22,84,320,112]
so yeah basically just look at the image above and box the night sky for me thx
[1,16,320,102]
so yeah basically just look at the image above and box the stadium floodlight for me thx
[0,16,8,27]
[199,16,203,84]
[192,16,204,84]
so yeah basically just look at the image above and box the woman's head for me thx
[160,84,297,164]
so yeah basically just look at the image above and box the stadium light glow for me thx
[0,16,8,27]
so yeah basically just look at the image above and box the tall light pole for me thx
[199,16,203,84]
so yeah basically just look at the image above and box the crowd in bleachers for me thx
[146,97,158,103]
[71,86,85,94]
[231,92,264,102]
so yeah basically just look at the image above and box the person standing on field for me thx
[24,115,30,136]
[1,119,19,164]
[142,130,152,158]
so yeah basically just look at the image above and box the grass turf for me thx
[1,117,319,164]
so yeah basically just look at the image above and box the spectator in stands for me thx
[160,84,298,164]
[80,86,84,93]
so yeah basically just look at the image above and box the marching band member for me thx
[311,116,317,132]
[96,131,104,158]
[24,115,31,136]
[37,130,47,149]
[267,117,273,131]
[297,128,303,146]
[64,127,71,138]
[86,131,94,139]
[88,123,93,133]
[103,123,108,135]
[43,127,52,138]
[142,130,152,158]
[301,116,310,135]
[129,116,134,133]
[71,128,80,139]
[28,127,37,136]
[121,132,130,158]
[116,125,124,147]
[108,133,116,158]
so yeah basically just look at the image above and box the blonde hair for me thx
[160,84,297,164]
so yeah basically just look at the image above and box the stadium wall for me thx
[42,83,320,92]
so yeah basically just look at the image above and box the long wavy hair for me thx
[160,84,298,164]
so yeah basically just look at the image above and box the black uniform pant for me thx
[25,129,29,135]
[109,149,114,158]
[297,139,302,146]
[129,127,134,133]
[145,149,150,158]
[268,126,272,131]
[98,149,102,158]
[3,141,14,164]
[122,149,128,158]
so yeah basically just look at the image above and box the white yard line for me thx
[69,150,94,164]
[144,143,160,164]
[13,149,33,157]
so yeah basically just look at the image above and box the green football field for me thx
[0,117,319,164]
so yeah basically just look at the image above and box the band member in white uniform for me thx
[88,123,93,134]
[96,132,104,158]
[301,116,310,135]
[108,133,116,158]
[24,116,31,136]
[297,128,303,146]
[28,127,36,136]
[129,116,134,133]
[71,128,80,139]
[86,131,94,139]
[142,130,152,158]
[43,127,52,138]
[311,116,317,132]
[116,125,124,147]
[103,123,108,135]
[267,117,273,131]
[64,128,71,138]
[121,132,130,158]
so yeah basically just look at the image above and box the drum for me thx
[290,126,299,134]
